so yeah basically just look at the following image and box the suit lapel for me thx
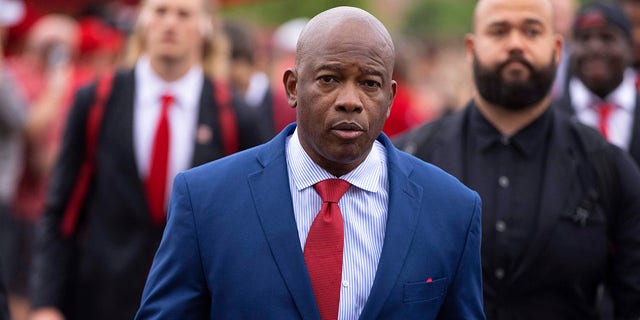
[427,107,469,180]
[191,77,224,167]
[359,137,422,320]
[101,70,149,218]
[552,92,575,118]
[626,92,640,165]
[509,112,581,283]
[247,125,320,320]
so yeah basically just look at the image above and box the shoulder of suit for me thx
[393,111,457,155]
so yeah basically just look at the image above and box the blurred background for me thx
[0,0,597,134]
[2,0,480,121]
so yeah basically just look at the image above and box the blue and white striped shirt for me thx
[286,129,389,320]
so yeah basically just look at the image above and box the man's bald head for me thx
[281,6,397,177]
[472,0,555,33]
[295,6,395,69]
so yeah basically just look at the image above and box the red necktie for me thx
[146,93,174,225]
[596,102,613,140]
[304,178,351,320]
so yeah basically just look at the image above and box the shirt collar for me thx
[287,128,385,193]
[135,55,204,110]
[469,103,552,157]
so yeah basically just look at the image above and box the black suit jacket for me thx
[0,261,8,320]
[30,69,233,320]
[394,102,640,319]
[231,86,277,148]
[554,91,640,166]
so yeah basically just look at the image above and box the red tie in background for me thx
[146,93,174,225]
[304,178,351,320]
[596,102,613,140]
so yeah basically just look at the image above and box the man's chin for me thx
[495,100,540,112]
[155,52,183,64]
[502,68,530,81]
[502,77,531,88]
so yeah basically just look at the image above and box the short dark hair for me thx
[223,19,255,65]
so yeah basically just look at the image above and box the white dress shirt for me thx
[286,128,389,320]
[134,55,204,204]
[244,71,270,108]
[569,68,637,150]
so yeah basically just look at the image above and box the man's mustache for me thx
[497,54,534,73]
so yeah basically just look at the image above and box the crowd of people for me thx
[0,0,639,319]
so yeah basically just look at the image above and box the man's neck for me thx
[474,94,551,137]
[149,56,198,82]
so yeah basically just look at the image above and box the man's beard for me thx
[473,52,556,111]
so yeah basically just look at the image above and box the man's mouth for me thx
[331,122,364,139]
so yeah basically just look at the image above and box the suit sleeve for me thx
[0,260,10,320]
[439,193,486,320]
[607,146,640,319]
[136,173,209,319]
[29,84,95,310]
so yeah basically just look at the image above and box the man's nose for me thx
[506,31,526,52]
[584,36,608,52]
[335,83,363,113]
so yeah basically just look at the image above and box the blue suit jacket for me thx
[136,124,485,319]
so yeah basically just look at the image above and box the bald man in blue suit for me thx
[136,6,484,320]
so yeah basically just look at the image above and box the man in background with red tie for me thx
[28,0,240,319]
[556,1,640,166]
[136,6,485,320]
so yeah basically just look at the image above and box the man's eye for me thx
[601,33,615,42]
[155,7,167,15]
[363,80,380,88]
[489,29,507,37]
[320,76,334,83]
[524,28,541,37]
[575,33,589,42]
[178,9,191,19]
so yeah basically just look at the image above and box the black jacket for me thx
[30,69,236,320]
[394,101,640,320]
[0,261,9,320]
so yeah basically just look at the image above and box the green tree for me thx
[222,0,370,26]
[401,0,475,40]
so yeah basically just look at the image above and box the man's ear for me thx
[554,33,563,66]
[283,69,298,108]
[387,79,397,118]
[464,33,475,65]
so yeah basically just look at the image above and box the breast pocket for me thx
[403,277,447,304]
[559,190,607,228]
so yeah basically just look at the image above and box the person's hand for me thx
[29,307,65,320]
